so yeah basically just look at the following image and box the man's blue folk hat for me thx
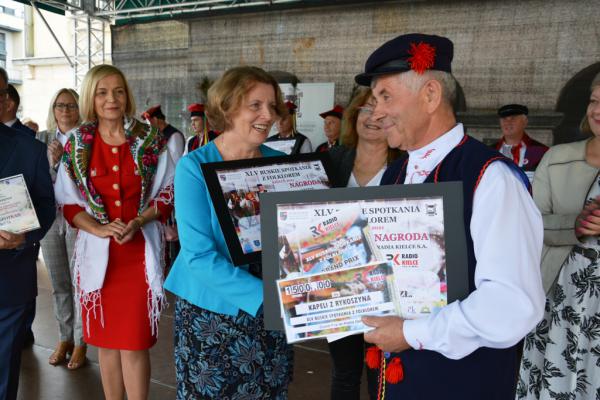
[498,104,529,118]
[355,33,454,86]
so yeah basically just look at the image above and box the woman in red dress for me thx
[55,64,174,400]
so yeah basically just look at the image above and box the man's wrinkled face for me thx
[323,116,341,141]
[371,74,427,150]
[500,114,527,141]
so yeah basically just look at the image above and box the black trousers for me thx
[327,334,368,400]
[0,301,33,400]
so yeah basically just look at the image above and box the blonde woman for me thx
[37,88,86,369]
[55,65,174,400]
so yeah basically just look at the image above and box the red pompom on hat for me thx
[187,103,205,117]
[319,105,344,119]
[408,42,436,74]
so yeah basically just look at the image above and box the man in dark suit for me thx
[0,67,55,400]
[1,84,36,137]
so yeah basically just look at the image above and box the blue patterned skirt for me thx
[174,297,294,399]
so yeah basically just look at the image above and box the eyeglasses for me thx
[54,103,78,111]
[358,106,374,115]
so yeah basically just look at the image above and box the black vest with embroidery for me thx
[373,135,529,400]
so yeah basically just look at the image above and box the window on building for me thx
[0,33,6,69]
[0,6,15,16]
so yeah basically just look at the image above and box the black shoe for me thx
[23,330,34,348]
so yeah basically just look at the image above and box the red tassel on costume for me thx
[385,357,404,384]
[407,42,436,74]
[365,346,381,369]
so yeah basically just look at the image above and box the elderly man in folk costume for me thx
[356,33,545,399]
[492,103,548,182]
[316,105,344,152]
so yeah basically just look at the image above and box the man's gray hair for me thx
[0,67,8,85]
[397,70,457,107]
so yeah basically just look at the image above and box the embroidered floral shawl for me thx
[62,118,169,223]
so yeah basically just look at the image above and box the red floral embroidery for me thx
[80,130,94,145]
[142,149,158,167]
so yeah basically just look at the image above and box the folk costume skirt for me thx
[174,297,293,399]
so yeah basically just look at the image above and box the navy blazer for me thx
[0,124,55,306]
[11,119,36,137]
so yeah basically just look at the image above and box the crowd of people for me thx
[1,30,599,400]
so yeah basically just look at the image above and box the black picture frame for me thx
[260,182,469,330]
[201,152,334,267]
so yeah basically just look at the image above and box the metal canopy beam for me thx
[28,0,396,23]
[97,0,303,20]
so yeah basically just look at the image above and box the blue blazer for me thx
[0,125,55,306]
[164,142,283,317]
[11,119,36,137]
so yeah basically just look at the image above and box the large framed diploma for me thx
[0,174,41,234]
[201,152,334,267]
[260,182,469,334]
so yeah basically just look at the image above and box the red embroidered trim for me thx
[394,159,409,184]
[416,339,424,350]
[475,156,505,193]
[377,355,386,400]
[433,135,468,183]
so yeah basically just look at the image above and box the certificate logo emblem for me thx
[426,204,437,216]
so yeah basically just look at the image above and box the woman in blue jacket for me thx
[165,66,293,399]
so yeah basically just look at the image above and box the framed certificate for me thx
[201,152,334,267]
[260,182,469,331]
[0,174,41,234]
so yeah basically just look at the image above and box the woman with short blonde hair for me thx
[45,88,80,133]
[165,65,293,399]
[37,87,86,369]
[55,64,174,400]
